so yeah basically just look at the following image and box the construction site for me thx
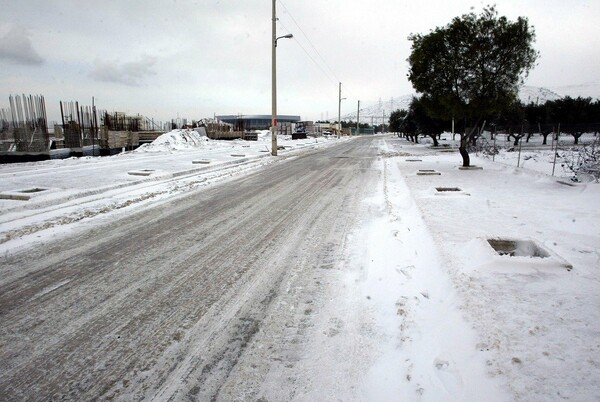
[0,94,269,163]
[0,94,350,163]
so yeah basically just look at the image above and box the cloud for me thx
[89,55,157,86]
[0,26,44,65]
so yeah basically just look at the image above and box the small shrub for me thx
[561,139,600,182]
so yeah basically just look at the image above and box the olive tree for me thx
[407,6,538,167]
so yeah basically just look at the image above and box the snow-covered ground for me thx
[0,130,343,251]
[421,132,599,182]
[1,131,599,401]
[372,137,600,400]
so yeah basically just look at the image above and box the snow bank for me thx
[136,129,209,153]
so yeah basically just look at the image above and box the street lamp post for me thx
[337,82,346,139]
[271,0,293,156]
[356,100,360,135]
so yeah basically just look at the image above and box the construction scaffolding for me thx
[102,112,142,132]
[0,94,49,152]
[59,101,100,148]
[1,94,166,161]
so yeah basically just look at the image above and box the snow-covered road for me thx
[0,137,387,400]
[1,134,598,401]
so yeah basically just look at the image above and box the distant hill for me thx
[518,86,562,104]
[341,95,413,123]
[341,85,599,123]
[545,82,600,100]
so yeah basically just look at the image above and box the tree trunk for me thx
[542,133,549,145]
[428,134,439,147]
[459,136,470,167]
[458,119,482,168]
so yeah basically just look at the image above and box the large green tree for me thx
[389,109,408,133]
[407,6,538,166]
[403,96,449,146]
[548,97,595,144]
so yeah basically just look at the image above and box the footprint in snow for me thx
[434,358,464,396]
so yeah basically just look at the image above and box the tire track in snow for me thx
[0,137,378,401]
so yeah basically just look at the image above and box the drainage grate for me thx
[417,170,441,176]
[487,239,550,258]
[436,187,461,192]
[406,159,422,162]
[0,187,49,201]
[128,169,156,176]
[19,188,47,193]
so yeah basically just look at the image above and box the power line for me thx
[277,19,338,88]
[277,1,344,87]
[278,0,340,84]
[275,2,362,121]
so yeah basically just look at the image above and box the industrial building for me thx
[216,114,301,131]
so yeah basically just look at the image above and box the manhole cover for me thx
[128,169,156,176]
[557,181,575,187]
[19,188,47,193]
[231,154,246,157]
[417,170,441,176]
[192,159,211,164]
[487,239,550,258]
[406,159,422,162]
[436,187,461,192]
[0,187,49,201]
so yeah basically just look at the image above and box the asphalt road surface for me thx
[0,136,382,401]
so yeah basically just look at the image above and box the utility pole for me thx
[356,100,360,135]
[338,82,342,138]
[270,1,292,155]
[382,109,385,134]
[271,0,277,156]
[92,96,95,156]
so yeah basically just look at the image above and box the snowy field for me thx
[421,132,599,182]
[1,131,599,401]
[376,137,599,400]
[0,130,343,250]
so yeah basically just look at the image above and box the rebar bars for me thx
[1,95,49,152]
[60,101,100,148]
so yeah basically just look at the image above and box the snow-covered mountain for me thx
[342,84,599,123]
[341,95,414,123]
[545,82,600,100]
[518,85,562,104]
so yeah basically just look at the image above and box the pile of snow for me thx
[136,129,209,153]
[255,130,271,141]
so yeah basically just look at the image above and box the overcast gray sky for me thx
[1,0,599,123]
